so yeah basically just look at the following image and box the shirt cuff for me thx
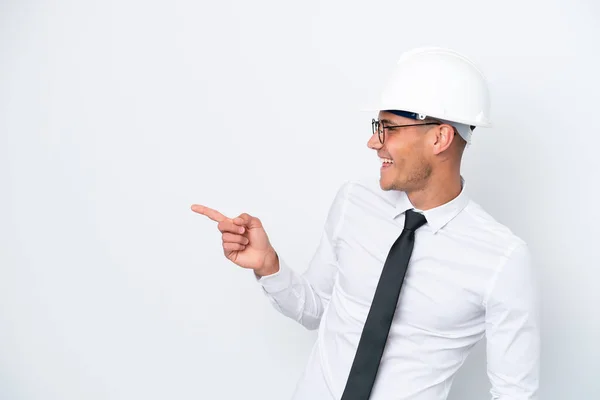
[253,257,293,293]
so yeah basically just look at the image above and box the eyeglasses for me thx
[372,118,441,144]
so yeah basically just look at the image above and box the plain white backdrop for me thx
[1,0,599,399]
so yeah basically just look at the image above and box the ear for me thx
[431,124,455,155]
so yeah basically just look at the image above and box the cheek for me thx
[388,147,409,168]
[388,139,424,167]
[390,149,423,175]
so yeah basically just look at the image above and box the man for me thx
[192,47,540,399]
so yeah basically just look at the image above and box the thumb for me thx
[233,213,263,229]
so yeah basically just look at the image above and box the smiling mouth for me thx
[380,157,394,168]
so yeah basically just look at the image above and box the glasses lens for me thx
[372,119,383,143]
[371,119,387,143]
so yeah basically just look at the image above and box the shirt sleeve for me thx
[484,242,541,399]
[253,181,352,330]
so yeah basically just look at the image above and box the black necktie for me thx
[340,209,428,400]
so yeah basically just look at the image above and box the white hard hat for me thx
[365,47,492,143]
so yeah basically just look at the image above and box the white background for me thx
[1,0,599,399]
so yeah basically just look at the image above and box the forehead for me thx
[378,110,415,125]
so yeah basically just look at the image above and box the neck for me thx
[406,171,463,211]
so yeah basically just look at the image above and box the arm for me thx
[254,182,352,330]
[484,242,541,399]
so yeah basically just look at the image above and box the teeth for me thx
[380,158,393,164]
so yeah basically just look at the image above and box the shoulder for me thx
[454,199,535,304]
[334,175,401,208]
[460,198,528,256]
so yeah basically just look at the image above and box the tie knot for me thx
[404,209,427,232]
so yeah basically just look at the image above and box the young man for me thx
[192,47,540,399]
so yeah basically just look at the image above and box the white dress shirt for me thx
[255,177,540,400]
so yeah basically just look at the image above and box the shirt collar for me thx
[386,177,470,234]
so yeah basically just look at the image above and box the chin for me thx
[380,174,409,192]
[379,175,397,191]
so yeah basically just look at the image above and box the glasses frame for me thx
[372,118,443,144]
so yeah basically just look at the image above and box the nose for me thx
[367,133,382,150]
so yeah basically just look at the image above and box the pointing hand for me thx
[191,204,280,276]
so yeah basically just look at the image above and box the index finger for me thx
[191,204,230,222]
